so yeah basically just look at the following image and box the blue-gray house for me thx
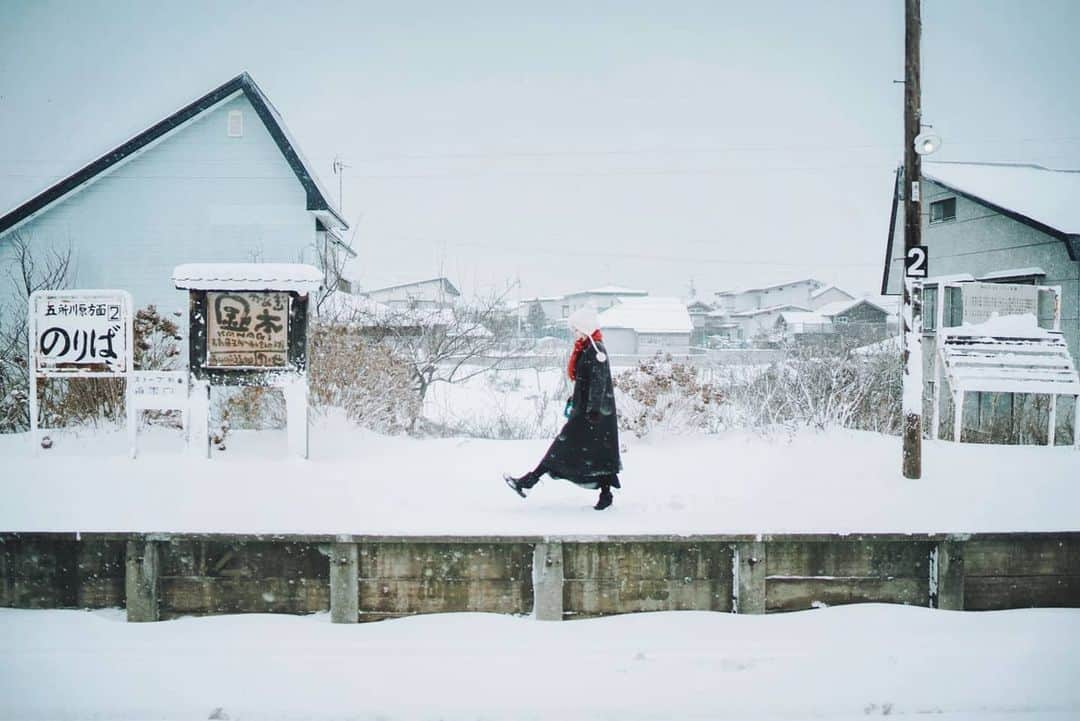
[0,72,349,317]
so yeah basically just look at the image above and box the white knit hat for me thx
[568,306,599,335]
[567,306,607,363]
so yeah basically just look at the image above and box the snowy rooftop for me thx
[778,311,827,325]
[924,162,1080,235]
[810,284,853,300]
[730,303,809,318]
[172,263,323,292]
[722,278,824,297]
[599,297,693,334]
[978,266,1047,281]
[815,298,890,318]
[569,285,648,297]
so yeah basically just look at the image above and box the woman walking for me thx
[504,307,622,510]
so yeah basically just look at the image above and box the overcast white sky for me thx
[2,0,1078,300]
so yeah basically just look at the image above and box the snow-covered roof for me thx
[810,284,853,300]
[599,297,693,334]
[364,277,461,297]
[321,291,392,321]
[923,273,977,285]
[568,285,648,297]
[924,162,1080,235]
[730,304,809,318]
[0,72,346,237]
[723,278,824,297]
[815,298,889,318]
[978,267,1047,281]
[172,263,323,292]
[778,311,827,325]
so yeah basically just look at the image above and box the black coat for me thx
[539,341,622,489]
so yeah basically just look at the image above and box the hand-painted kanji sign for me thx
[205,291,290,367]
[31,291,131,374]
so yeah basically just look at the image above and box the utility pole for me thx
[902,0,923,479]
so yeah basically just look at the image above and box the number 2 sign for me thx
[905,245,928,279]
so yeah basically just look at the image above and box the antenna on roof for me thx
[332,155,351,213]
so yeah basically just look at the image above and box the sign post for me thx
[173,264,320,460]
[28,289,134,454]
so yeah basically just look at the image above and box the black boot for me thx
[503,472,537,498]
[594,486,613,511]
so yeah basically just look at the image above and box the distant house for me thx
[808,285,855,310]
[598,297,693,356]
[0,72,349,318]
[881,161,1080,443]
[561,285,648,319]
[709,278,833,346]
[714,278,826,315]
[777,298,890,345]
[516,295,563,334]
[729,303,809,344]
[362,277,460,310]
[686,299,715,346]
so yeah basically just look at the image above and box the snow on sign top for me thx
[599,297,693,334]
[172,263,323,292]
[923,162,1080,235]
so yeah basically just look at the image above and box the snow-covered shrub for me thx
[133,305,183,371]
[614,354,724,438]
[308,321,419,434]
[428,365,569,440]
[719,342,901,434]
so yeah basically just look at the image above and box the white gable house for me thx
[0,73,349,319]
[598,297,693,356]
[363,277,461,310]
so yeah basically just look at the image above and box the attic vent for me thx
[227,110,243,137]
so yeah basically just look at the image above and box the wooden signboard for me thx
[205,291,290,368]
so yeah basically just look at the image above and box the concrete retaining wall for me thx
[2,533,1078,622]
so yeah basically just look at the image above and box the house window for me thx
[561,305,569,318]
[923,285,938,331]
[227,110,244,138]
[930,197,956,223]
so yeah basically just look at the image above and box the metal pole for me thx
[902,0,923,478]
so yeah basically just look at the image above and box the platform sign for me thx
[960,282,1038,324]
[205,291,290,368]
[28,289,134,454]
[30,291,131,374]
[905,245,928,279]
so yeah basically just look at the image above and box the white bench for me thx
[933,330,1080,447]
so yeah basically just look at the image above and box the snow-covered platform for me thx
[2,414,1078,534]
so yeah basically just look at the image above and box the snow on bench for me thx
[932,314,1080,447]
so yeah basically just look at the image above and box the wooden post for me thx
[329,542,359,624]
[125,540,160,622]
[1073,394,1079,450]
[734,541,767,615]
[901,0,924,479]
[533,542,564,621]
[932,342,943,440]
[935,540,965,610]
[1047,394,1057,447]
[188,379,211,459]
[953,391,964,443]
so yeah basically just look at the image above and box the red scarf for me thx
[568,330,603,381]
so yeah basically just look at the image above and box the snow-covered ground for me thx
[2,412,1078,534]
[1,605,1077,720]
